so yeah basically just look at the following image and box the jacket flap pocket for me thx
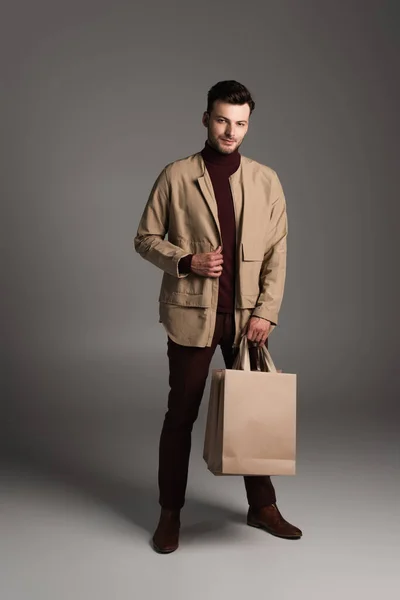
[241,240,265,262]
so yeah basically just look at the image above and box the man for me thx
[134,80,302,553]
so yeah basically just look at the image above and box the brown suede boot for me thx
[152,508,181,553]
[247,504,302,539]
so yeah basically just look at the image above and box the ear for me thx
[202,111,209,127]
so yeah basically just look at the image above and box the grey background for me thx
[2,1,399,599]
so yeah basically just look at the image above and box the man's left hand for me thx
[245,317,271,347]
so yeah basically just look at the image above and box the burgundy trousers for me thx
[158,312,276,510]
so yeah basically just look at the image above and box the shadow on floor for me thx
[9,450,245,544]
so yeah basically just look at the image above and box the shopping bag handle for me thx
[232,335,278,373]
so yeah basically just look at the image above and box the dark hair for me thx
[206,80,255,114]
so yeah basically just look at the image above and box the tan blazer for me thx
[134,151,288,347]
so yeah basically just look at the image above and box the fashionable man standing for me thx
[134,80,302,553]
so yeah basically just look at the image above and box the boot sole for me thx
[247,520,302,539]
[152,540,179,554]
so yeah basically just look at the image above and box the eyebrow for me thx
[215,115,248,124]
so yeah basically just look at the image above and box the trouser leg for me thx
[220,316,276,509]
[158,315,224,509]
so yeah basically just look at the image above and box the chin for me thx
[219,142,237,153]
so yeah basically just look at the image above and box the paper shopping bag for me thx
[203,336,296,475]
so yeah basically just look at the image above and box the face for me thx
[202,100,251,154]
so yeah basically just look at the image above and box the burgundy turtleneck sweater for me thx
[179,141,241,313]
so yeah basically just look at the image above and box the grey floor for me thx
[2,409,399,600]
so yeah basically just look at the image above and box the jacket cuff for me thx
[254,315,277,326]
[251,306,279,325]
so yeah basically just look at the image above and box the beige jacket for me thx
[134,151,288,347]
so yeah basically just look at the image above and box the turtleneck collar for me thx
[201,140,241,168]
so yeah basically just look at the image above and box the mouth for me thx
[222,139,235,144]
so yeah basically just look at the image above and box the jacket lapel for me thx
[229,163,244,238]
[196,155,221,238]
[239,158,259,244]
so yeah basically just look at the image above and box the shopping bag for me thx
[203,335,296,475]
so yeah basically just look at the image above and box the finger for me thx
[205,254,224,266]
[210,256,224,264]
[255,331,264,345]
[257,329,266,344]
[246,328,256,342]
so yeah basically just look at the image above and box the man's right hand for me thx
[190,246,223,278]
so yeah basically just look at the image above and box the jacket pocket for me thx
[241,240,265,262]
[159,239,214,307]
[238,241,264,303]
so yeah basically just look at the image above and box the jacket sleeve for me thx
[134,167,191,278]
[251,171,288,325]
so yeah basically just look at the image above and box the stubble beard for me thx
[208,134,242,155]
